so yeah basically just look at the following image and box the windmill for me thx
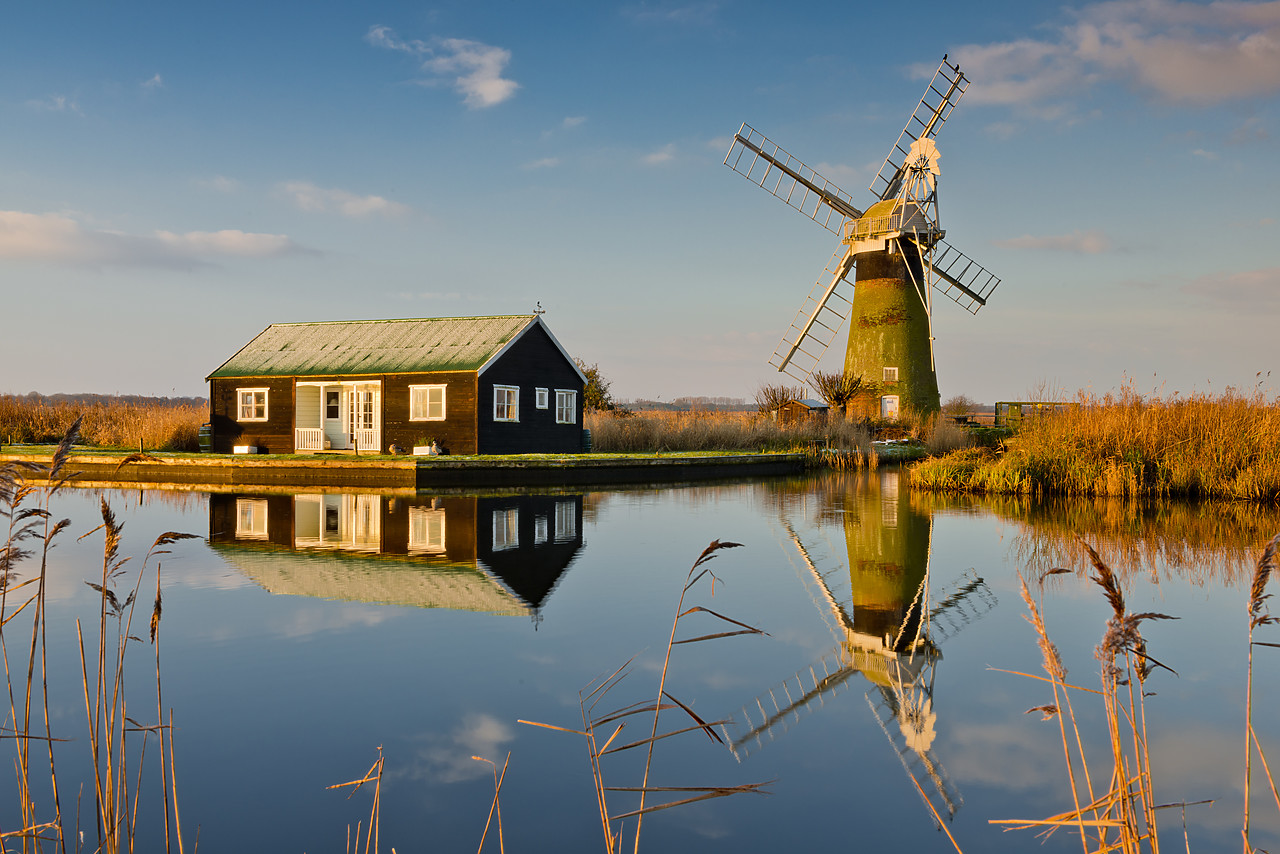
[719,472,997,826]
[724,57,1000,417]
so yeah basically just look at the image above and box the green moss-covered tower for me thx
[842,198,942,418]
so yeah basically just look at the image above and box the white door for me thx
[880,395,900,420]
[350,385,380,451]
[323,387,348,449]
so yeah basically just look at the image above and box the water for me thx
[6,471,1280,852]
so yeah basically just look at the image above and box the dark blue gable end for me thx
[477,322,585,454]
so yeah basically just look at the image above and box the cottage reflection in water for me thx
[730,470,995,825]
[209,492,584,619]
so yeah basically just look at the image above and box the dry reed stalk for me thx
[999,543,1177,854]
[1244,533,1280,850]
[473,753,509,854]
[328,747,387,854]
[522,540,770,853]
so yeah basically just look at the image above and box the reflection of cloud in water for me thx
[945,721,1066,790]
[398,713,516,785]
[277,603,396,639]
[1150,729,1280,836]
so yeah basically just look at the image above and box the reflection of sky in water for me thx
[9,474,1280,852]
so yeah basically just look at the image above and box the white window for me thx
[237,388,268,421]
[494,386,519,422]
[409,385,446,421]
[235,498,269,539]
[554,501,576,542]
[555,390,577,424]
[408,506,446,554]
[535,388,549,409]
[883,367,899,383]
[493,508,519,551]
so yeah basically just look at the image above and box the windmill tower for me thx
[724,57,1000,418]
[720,474,997,826]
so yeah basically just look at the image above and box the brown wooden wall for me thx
[380,372,479,455]
[209,377,296,454]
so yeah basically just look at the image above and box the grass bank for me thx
[910,388,1280,501]
[0,395,205,451]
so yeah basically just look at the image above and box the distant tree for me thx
[810,371,869,415]
[575,359,629,414]
[754,383,803,418]
[942,394,979,416]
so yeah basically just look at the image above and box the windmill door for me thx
[880,395,900,420]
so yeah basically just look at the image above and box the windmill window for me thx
[535,388,549,409]
[883,367,899,383]
[237,389,268,421]
[494,386,520,422]
[555,390,577,424]
[409,385,446,421]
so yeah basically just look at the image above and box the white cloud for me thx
[142,73,163,90]
[946,0,1280,115]
[196,175,241,193]
[26,95,81,114]
[522,157,560,170]
[367,26,518,109]
[622,2,722,27]
[642,143,677,165]
[0,210,309,269]
[994,228,1112,253]
[277,181,411,218]
[814,161,861,187]
[1191,147,1219,159]
[1183,265,1280,307]
[563,115,586,128]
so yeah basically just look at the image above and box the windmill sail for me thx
[725,124,863,235]
[916,237,1001,314]
[870,59,969,202]
[768,246,856,384]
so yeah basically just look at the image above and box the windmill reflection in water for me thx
[721,470,995,828]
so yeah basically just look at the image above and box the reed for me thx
[0,396,205,452]
[585,409,874,459]
[1244,534,1280,851]
[994,542,1178,852]
[0,420,196,852]
[522,539,770,853]
[910,387,1280,501]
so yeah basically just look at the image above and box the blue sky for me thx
[2,0,1277,404]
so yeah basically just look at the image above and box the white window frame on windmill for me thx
[883,366,899,383]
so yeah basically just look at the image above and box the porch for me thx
[294,381,382,453]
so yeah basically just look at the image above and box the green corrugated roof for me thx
[207,315,537,379]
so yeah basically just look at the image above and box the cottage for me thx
[206,315,586,455]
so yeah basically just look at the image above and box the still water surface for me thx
[15,471,1280,852]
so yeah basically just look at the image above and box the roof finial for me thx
[534,301,546,315]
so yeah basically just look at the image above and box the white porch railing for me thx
[354,429,380,452]
[295,428,324,452]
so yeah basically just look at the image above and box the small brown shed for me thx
[206,315,586,455]
[777,398,830,427]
